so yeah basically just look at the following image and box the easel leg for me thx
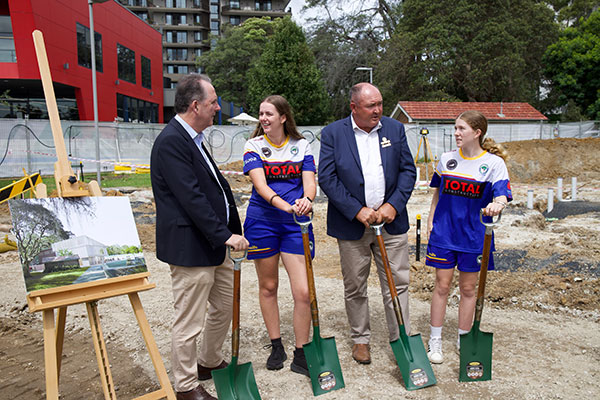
[129,293,176,400]
[55,306,67,382]
[86,301,117,400]
[43,309,59,400]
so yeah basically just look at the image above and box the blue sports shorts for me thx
[243,217,315,260]
[425,244,494,272]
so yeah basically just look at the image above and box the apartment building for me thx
[119,0,291,88]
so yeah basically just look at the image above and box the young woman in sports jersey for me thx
[425,110,512,364]
[242,95,316,376]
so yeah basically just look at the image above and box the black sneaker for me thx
[290,347,309,377]
[265,340,287,370]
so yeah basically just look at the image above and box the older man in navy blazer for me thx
[318,82,416,365]
[151,74,248,400]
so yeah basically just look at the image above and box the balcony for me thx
[221,5,290,17]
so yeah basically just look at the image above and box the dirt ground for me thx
[1,137,599,399]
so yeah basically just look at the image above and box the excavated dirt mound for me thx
[1,137,599,399]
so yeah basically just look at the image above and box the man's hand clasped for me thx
[356,203,398,228]
[225,234,249,251]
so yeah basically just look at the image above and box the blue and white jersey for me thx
[243,135,316,222]
[429,149,512,253]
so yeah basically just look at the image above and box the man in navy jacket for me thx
[318,83,416,365]
[151,74,248,400]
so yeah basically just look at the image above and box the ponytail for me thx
[482,137,509,161]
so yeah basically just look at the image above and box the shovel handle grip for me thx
[293,210,313,233]
[371,225,405,326]
[479,209,501,234]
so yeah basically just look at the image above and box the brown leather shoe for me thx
[176,384,216,400]
[197,360,228,380]
[352,343,371,364]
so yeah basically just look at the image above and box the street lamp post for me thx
[355,66,373,84]
[88,0,108,186]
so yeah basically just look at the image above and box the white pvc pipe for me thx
[572,177,577,201]
[415,167,420,187]
[557,178,563,201]
[547,188,554,213]
[527,189,534,209]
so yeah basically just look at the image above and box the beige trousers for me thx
[169,259,233,392]
[338,229,410,344]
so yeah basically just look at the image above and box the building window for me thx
[195,48,202,57]
[192,0,202,8]
[135,12,149,21]
[0,15,16,63]
[229,1,240,9]
[117,93,157,123]
[141,56,151,89]
[166,48,188,60]
[166,13,187,25]
[210,4,218,13]
[194,14,202,25]
[166,31,188,43]
[166,0,187,8]
[194,31,203,42]
[166,65,188,74]
[76,23,103,72]
[210,20,219,31]
[124,0,148,6]
[255,1,272,11]
[117,43,135,83]
[229,16,241,25]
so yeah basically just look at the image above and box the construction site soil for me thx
[1,137,598,399]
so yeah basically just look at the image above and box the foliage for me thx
[106,244,142,255]
[547,0,600,26]
[247,17,331,125]
[543,9,600,120]
[9,200,72,277]
[198,17,275,111]
[377,0,559,113]
[57,249,74,256]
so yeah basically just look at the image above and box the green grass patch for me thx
[25,267,88,292]
[0,172,152,197]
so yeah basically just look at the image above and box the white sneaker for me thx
[427,337,443,364]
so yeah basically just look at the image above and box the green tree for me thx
[247,17,330,125]
[547,0,600,26]
[198,17,275,111]
[9,200,72,278]
[543,9,600,120]
[377,0,559,112]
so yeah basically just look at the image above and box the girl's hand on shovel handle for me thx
[483,196,507,217]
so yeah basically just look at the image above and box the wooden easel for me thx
[414,127,436,181]
[28,29,175,400]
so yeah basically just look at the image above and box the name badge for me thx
[380,137,391,148]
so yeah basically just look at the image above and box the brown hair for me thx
[251,95,303,140]
[457,110,509,161]
[174,74,211,114]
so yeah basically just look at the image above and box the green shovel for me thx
[294,212,345,396]
[459,210,501,382]
[371,223,436,390]
[212,247,262,400]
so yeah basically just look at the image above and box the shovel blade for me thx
[459,326,493,382]
[212,361,261,400]
[390,333,437,390]
[304,335,345,396]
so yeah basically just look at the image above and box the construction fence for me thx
[0,118,598,178]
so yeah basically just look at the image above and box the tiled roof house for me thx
[391,102,548,123]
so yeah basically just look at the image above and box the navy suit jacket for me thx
[318,116,416,240]
[150,118,242,266]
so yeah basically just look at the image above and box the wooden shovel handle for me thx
[294,212,320,328]
[474,210,500,322]
[227,247,247,357]
[372,224,404,326]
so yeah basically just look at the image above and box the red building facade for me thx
[0,0,163,122]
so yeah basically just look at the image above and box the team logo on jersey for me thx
[290,146,299,155]
[442,177,485,199]
[446,159,458,170]
[261,147,272,157]
[263,161,302,180]
[479,164,489,175]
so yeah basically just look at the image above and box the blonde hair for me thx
[457,110,509,161]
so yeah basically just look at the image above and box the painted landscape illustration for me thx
[9,196,147,293]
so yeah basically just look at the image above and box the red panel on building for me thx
[1,0,163,122]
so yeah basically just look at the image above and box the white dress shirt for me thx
[351,115,385,210]
[175,115,230,222]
